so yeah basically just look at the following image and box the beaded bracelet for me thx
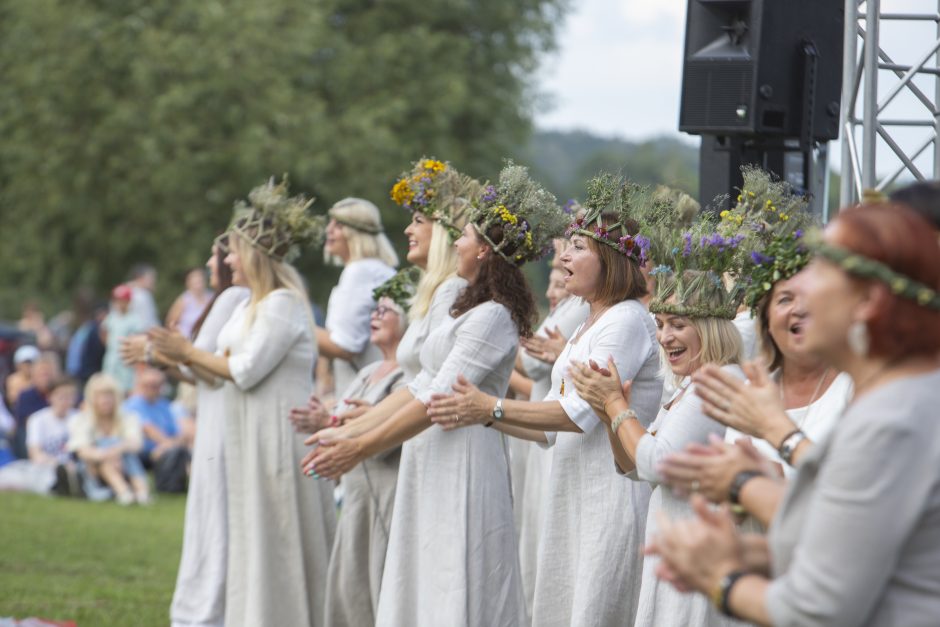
[611,409,637,433]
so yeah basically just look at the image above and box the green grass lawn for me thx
[0,491,186,626]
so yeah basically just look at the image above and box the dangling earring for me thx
[847,320,870,357]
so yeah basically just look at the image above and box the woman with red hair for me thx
[646,204,940,626]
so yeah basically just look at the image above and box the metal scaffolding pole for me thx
[840,0,940,207]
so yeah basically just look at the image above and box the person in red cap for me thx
[101,284,143,394]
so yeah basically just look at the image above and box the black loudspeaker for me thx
[679,0,844,140]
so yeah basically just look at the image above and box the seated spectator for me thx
[5,344,39,410]
[67,373,150,505]
[27,378,81,495]
[18,300,56,350]
[124,368,193,493]
[0,389,15,468]
[165,267,213,338]
[26,377,78,467]
[12,351,60,459]
[124,368,193,468]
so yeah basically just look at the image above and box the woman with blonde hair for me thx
[571,216,750,626]
[151,179,335,627]
[318,197,398,397]
[67,373,149,505]
[303,163,566,626]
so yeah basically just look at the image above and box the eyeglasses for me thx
[371,305,399,319]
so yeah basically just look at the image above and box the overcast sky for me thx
[534,0,936,181]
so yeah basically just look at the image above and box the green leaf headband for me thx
[812,239,940,310]
[372,266,422,313]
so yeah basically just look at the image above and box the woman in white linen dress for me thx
[317,198,397,396]
[170,243,248,627]
[304,165,564,626]
[430,195,663,627]
[152,181,335,627]
[572,269,748,627]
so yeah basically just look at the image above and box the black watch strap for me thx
[729,470,762,505]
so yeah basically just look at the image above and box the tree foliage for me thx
[0,0,565,315]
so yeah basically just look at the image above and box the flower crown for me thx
[565,173,653,263]
[373,266,422,313]
[720,167,816,311]
[649,214,749,319]
[809,235,940,310]
[221,176,325,263]
[390,158,480,241]
[469,163,567,266]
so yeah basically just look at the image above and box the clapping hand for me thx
[521,326,567,364]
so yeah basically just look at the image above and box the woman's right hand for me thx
[569,356,630,421]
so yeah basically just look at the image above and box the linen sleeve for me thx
[766,408,934,627]
[227,291,308,391]
[410,304,517,406]
[325,263,394,354]
[546,308,654,433]
[192,287,250,354]
[633,368,737,485]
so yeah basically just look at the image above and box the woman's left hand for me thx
[148,327,192,363]
[657,434,774,503]
[693,360,794,443]
[300,428,361,480]
[120,334,148,365]
[569,356,628,422]
[645,494,746,595]
[427,375,494,431]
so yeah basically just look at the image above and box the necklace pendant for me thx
[560,378,565,396]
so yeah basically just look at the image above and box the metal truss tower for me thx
[840,0,940,206]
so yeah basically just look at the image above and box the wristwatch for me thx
[728,470,762,505]
[777,429,807,466]
[492,398,504,421]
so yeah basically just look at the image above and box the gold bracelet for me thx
[611,409,637,433]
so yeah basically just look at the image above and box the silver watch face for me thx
[493,404,504,419]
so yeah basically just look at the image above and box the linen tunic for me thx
[531,299,661,627]
[325,362,406,627]
[767,369,940,627]
[326,258,396,395]
[395,276,467,381]
[170,286,249,627]
[375,301,525,627]
[632,365,746,627]
[516,295,589,620]
[217,289,336,627]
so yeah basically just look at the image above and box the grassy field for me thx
[0,491,186,626]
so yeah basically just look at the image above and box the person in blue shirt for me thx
[123,367,193,468]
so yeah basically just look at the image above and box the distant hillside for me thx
[516,130,699,202]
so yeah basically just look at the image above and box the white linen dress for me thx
[217,289,336,627]
[515,295,588,621]
[171,286,249,627]
[531,299,662,627]
[326,258,396,395]
[324,362,406,627]
[632,365,747,627]
[375,301,526,627]
[396,277,467,381]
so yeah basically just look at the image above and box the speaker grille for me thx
[680,61,754,133]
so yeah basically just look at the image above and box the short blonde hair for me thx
[326,198,399,268]
[410,221,459,321]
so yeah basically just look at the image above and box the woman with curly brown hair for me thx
[302,164,565,627]
[428,175,664,626]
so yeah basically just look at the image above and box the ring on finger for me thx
[454,414,460,423]
[691,479,700,492]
